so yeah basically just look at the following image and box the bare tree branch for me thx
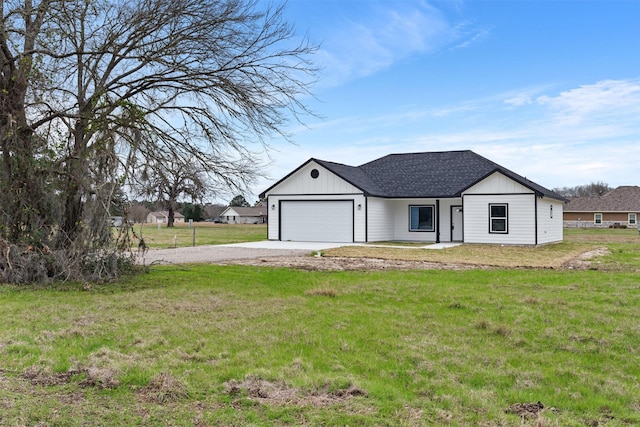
[0,0,318,282]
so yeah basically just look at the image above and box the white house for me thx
[219,206,268,224]
[259,150,566,245]
[146,211,185,224]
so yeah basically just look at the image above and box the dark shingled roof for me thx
[564,186,640,212]
[267,150,562,200]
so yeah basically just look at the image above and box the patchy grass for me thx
[0,229,639,425]
[304,287,339,297]
[564,227,639,244]
[325,228,640,269]
[366,241,430,247]
[325,240,594,268]
[130,222,267,248]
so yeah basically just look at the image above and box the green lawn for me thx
[0,229,639,426]
[129,223,267,248]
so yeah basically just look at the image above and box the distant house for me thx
[146,211,185,224]
[260,150,565,245]
[563,186,640,228]
[219,206,268,224]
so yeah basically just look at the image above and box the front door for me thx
[451,206,463,241]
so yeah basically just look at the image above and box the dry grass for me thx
[1,228,638,426]
[323,229,639,269]
[139,372,188,403]
[323,241,597,269]
[304,287,339,297]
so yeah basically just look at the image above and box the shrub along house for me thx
[260,150,566,245]
[563,186,640,228]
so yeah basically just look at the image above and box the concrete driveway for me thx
[222,241,357,250]
[137,240,460,265]
[137,241,352,265]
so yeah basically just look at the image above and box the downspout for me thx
[534,194,538,245]
[436,199,440,243]
[278,200,282,241]
[365,196,369,243]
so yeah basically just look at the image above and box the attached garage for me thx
[280,200,354,242]
[261,153,565,245]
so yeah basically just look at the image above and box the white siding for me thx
[281,201,353,242]
[265,161,361,196]
[367,198,394,241]
[463,194,536,244]
[390,199,438,243]
[437,199,463,242]
[366,198,463,242]
[266,194,366,242]
[466,171,534,194]
[537,198,564,244]
[263,160,366,242]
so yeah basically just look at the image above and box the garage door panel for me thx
[281,201,353,242]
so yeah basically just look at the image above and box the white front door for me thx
[451,206,463,241]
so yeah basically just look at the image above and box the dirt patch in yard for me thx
[224,375,367,408]
[221,255,485,271]
[505,401,545,418]
[560,247,610,270]
[221,247,609,271]
[20,366,120,389]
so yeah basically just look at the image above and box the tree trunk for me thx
[59,118,89,244]
[0,67,42,242]
[167,207,175,227]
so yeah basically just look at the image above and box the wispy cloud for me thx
[451,23,491,50]
[252,77,640,199]
[316,2,483,87]
[536,79,640,126]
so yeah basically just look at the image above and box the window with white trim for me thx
[594,213,602,225]
[489,204,508,233]
[409,205,434,232]
[629,213,637,225]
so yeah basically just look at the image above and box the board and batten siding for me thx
[537,197,564,244]
[265,161,362,196]
[263,161,367,241]
[468,171,534,194]
[462,171,539,244]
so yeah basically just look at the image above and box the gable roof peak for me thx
[261,150,563,201]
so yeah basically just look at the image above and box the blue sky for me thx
[248,0,639,202]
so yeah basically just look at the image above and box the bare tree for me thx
[204,203,226,220]
[553,182,612,198]
[0,0,317,282]
[138,155,208,227]
[128,203,151,224]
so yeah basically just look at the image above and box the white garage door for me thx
[281,201,353,242]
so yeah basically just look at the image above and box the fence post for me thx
[192,227,196,247]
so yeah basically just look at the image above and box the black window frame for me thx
[489,203,508,234]
[409,205,435,232]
